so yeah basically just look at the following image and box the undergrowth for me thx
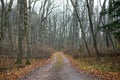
[66,54,120,80]
[0,55,54,80]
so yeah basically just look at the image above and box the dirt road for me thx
[19,52,101,80]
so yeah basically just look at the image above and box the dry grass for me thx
[0,58,52,80]
[0,54,54,80]
[66,54,120,80]
[0,44,55,80]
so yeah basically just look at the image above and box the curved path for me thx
[19,52,101,80]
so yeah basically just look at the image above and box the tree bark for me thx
[16,0,25,64]
[70,0,91,56]
[86,0,99,57]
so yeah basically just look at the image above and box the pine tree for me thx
[103,0,120,43]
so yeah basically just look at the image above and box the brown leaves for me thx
[0,58,51,80]
[66,55,120,80]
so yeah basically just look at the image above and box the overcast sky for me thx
[34,0,106,13]
[1,0,107,13]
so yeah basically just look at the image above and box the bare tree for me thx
[86,0,99,57]
[0,0,14,55]
[16,0,25,64]
[70,0,91,56]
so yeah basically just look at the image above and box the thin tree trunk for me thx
[0,0,5,56]
[6,0,14,55]
[70,0,91,56]
[86,0,99,57]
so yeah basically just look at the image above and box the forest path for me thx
[19,52,101,80]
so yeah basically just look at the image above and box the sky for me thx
[1,0,107,13]
[33,0,106,13]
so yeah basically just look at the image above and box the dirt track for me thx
[19,52,101,80]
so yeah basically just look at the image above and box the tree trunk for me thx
[0,0,5,56]
[16,0,25,64]
[86,0,99,57]
[70,0,91,56]
[26,0,31,65]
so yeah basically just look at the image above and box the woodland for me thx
[0,0,120,80]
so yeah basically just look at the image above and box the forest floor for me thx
[66,54,120,80]
[0,57,51,80]
[19,52,100,80]
[1,52,119,80]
